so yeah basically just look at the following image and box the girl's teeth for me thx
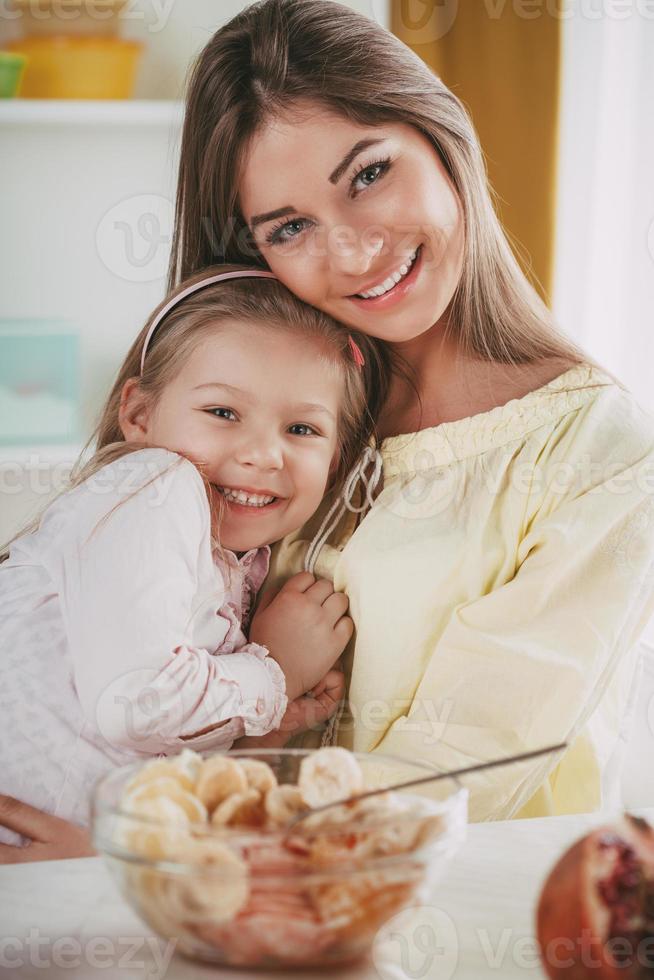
[357,248,418,299]
[219,488,276,507]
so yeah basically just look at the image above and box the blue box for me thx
[0,319,80,445]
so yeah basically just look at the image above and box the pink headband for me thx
[139,268,366,374]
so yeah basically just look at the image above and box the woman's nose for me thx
[327,226,385,277]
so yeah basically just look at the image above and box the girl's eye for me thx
[206,407,237,421]
[205,411,317,437]
[289,423,318,437]
[266,218,310,247]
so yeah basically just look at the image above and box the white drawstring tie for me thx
[301,445,384,748]
[303,445,383,575]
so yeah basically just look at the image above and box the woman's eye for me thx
[267,218,309,247]
[289,423,317,437]
[207,407,236,421]
[350,157,391,197]
[265,159,391,245]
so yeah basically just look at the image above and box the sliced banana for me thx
[119,796,192,861]
[298,747,364,809]
[157,838,249,924]
[123,777,208,824]
[264,785,306,826]
[352,791,400,820]
[169,748,203,788]
[301,803,358,831]
[238,758,277,794]
[125,752,199,795]
[211,789,264,828]
[196,757,248,813]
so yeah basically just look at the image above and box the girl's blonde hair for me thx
[1,265,389,564]
[169,0,620,393]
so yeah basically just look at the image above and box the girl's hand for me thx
[0,795,95,864]
[234,669,345,749]
[250,572,353,701]
[309,668,346,714]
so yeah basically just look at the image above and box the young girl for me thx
[0,265,387,845]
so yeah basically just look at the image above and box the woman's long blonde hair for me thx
[1,265,388,563]
[169,0,618,394]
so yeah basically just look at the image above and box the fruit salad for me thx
[94,747,466,969]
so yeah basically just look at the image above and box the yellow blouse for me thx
[257,364,654,821]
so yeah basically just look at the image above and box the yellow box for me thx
[7,34,142,99]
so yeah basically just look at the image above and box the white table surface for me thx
[2,806,652,980]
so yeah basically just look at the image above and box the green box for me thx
[0,52,26,99]
[0,319,80,445]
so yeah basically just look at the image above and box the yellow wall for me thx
[391,1,561,303]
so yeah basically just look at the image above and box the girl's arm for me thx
[0,671,345,862]
[235,669,346,749]
[48,450,287,755]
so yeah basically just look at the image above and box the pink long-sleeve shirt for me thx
[0,448,287,841]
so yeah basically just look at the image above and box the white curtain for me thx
[553,5,654,805]
[552,3,654,412]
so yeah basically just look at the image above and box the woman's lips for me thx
[346,245,424,312]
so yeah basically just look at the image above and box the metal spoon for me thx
[287,741,568,828]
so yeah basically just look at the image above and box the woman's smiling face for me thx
[239,102,465,344]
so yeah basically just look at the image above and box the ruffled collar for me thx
[221,545,271,594]
[379,363,613,470]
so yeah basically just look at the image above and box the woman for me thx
[3,0,654,859]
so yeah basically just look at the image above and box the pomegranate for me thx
[536,814,654,978]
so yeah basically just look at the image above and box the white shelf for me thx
[0,443,85,466]
[0,99,183,127]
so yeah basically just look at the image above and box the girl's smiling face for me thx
[120,322,341,554]
[239,102,465,345]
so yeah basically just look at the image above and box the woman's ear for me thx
[118,378,152,443]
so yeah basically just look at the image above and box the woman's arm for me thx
[0,796,95,863]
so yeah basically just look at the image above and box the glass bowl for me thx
[91,748,468,970]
